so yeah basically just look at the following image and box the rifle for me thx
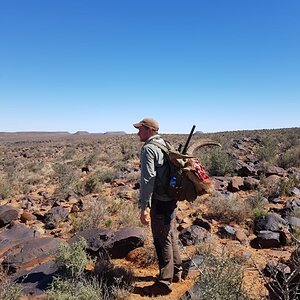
[178,125,196,155]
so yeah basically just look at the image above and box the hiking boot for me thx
[141,282,172,297]
[173,270,183,283]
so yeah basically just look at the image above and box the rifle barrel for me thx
[182,125,196,154]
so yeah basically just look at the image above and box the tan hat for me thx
[133,118,159,131]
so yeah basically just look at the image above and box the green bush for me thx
[46,277,103,300]
[55,238,93,277]
[53,163,79,198]
[199,148,233,176]
[71,198,108,232]
[0,266,22,300]
[277,146,300,169]
[205,193,251,224]
[184,250,251,300]
[0,178,12,199]
[256,136,277,163]
[279,175,300,196]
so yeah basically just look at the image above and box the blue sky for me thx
[0,1,299,134]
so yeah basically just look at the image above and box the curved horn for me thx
[187,139,222,156]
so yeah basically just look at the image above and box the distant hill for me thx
[103,131,127,135]
[73,131,90,135]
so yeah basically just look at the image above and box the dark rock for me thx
[227,176,244,192]
[236,163,257,177]
[264,165,286,177]
[69,228,114,255]
[269,197,283,204]
[264,260,291,278]
[182,254,205,280]
[291,188,300,196]
[285,199,300,210]
[268,188,281,202]
[218,225,236,239]
[254,213,287,233]
[256,231,281,248]
[181,283,202,300]
[192,218,211,231]
[106,227,146,259]
[0,223,39,255]
[37,190,48,196]
[246,195,268,209]
[82,165,93,173]
[286,216,300,231]
[0,205,19,227]
[179,225,211,246]
[243,177,260,190]
[213,177,229,191]
[44,206,69,229]
[2,237,65,273]
[13,261,61,296]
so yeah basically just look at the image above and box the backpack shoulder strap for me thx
[148,140,171,154]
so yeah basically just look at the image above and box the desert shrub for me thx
[85,168,116,193]
[205,192,251,224]
[63,146,76,160]
[71,198,108,232]
[84,176,100,194]
[120,143,138,161]
[90,168,117,185]
[183,249,251,300]
[0,265,22,300]
[53,163,80,198]
[246,191,268,221]
[278,175,300,196]
[55,237,93,277]
[277,146,300,169]
[115,202,140,229]
[84,151,101,167]
[93,260,134,290]
[46,277,103,300]
[291,208,300,219]
[199,148,233,176]
[26,161,44,173]
[0,177,12,199]
[263,249,300,300]
[256,136,277,163]
[47,239,132,300]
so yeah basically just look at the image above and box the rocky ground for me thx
[0,128,299,299]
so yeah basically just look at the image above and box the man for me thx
[133,117,182,297]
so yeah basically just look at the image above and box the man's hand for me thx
[140,208,150,225]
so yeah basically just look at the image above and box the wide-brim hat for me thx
[133,118,159,131]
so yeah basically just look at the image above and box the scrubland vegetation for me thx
[0,127,299,299]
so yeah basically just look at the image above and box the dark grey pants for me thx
[150,198,182,287]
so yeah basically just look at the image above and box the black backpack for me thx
[150,140,214,202]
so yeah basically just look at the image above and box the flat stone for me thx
[179,225,211,246]
[256,231,281,248]
[106,227,146,259]
[0,205,19,227]
[218,225,236,239]
[69,227,115,255]
[228,176,244,192]
[2,237,65,273]
[0,223,39,256]
[13,260,61,296]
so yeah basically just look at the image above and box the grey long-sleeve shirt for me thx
[139,134,172,210]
